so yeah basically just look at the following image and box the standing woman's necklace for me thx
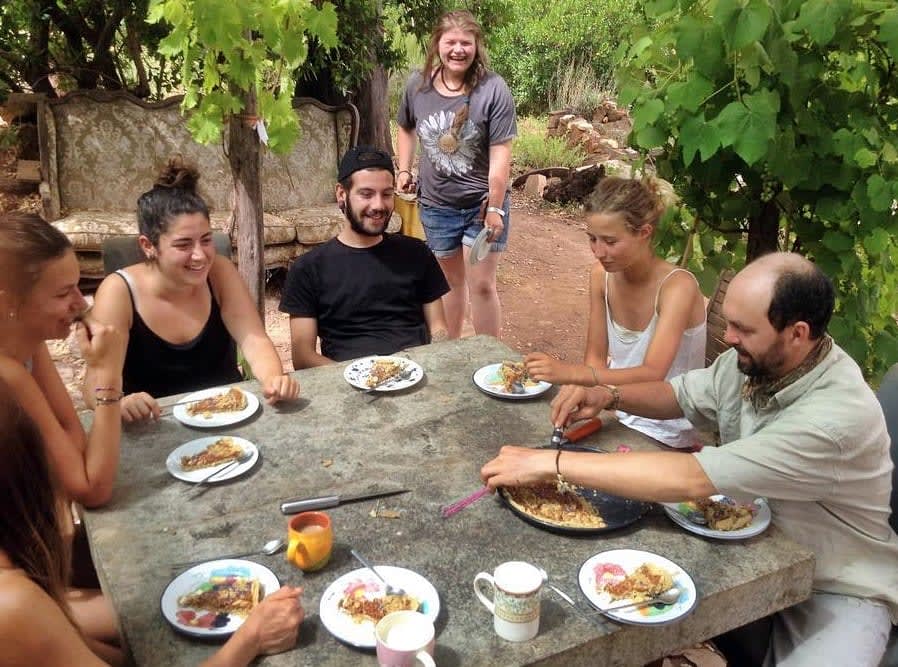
[439,66,465,93]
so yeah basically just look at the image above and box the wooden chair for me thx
[101,232,231,275]
[705,268,736,367]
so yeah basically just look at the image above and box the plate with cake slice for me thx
[172,386,260,428]
[166,436,258,483]
[343,355,424,392]
[161,559,279,638]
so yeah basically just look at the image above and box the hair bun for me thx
[155,155,200,191]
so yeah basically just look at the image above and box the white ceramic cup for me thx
[375,610,436,667]
[473,561,543,642]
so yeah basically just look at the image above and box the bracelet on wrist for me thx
[95,395,122,405]
[554,448,576,494]
[485,206,506,218]
[588,365,600,386]
[94,386,123,399]
[600,384,621,411]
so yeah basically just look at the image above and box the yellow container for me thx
[394,194,426,241]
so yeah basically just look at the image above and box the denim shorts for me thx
[419,194,510,258]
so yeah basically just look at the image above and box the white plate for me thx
[172,386,259,428]
[319,566,440,648]
[165,436,259,483]
[661,496,771,540]
[161,559,280,638]
[343,356,424,392]
[578,548,697,626]
[472,362,552,400]
[468,226,491,265]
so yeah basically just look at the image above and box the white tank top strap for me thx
[114,268,139,310]
[653,267,698,313]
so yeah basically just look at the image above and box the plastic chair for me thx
[101,232,232,275]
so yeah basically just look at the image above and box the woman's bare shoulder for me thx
[0,569,56,630]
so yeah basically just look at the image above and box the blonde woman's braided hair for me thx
[585,175,678,234]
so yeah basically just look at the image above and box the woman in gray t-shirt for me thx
[397,9,517,339]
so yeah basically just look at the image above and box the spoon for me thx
[350,548,406,597]
[170,538,286,570]
[602,587,681,612]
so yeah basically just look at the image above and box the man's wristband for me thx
[485,206,506,218]
[599,384,621,411]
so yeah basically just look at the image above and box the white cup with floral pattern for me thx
[474,561,543,641]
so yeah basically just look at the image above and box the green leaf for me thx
[646,0,678,17]
[854,148,878,168]
[714,0,772,50]
[633,98,665,127]
[679,114,720,165]
[667,74,714,113]
[635,124,668,148]
[879,9,898,60]
[864,228,892,255]
[795,0,851,46]
[676,16,726,78]
[714,89,780,164]
[304,3,338,49]
[821,229,855,253]
[832,128,864,161]
[867,175,894,212]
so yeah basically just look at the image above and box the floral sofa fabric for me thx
[38,91,398,279]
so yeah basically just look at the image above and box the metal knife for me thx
[279,488,409,514]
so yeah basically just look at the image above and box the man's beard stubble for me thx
[346,203,389,237]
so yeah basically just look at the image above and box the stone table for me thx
[82,335,814,666]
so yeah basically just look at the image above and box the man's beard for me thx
[735,342,786,379]
[346,203,388,237]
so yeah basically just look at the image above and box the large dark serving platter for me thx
[498,445,649,536]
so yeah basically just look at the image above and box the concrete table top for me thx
[82,335,814,666]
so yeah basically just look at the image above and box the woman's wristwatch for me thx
[485,206,506,218]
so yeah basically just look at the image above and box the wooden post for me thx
[228,88,265,321]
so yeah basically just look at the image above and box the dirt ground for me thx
[3,157,595,408]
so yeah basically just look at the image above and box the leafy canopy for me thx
[147,0,338,153]
[619,0,898,380]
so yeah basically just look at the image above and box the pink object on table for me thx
[441,486,490,518]
[616,445,632,453]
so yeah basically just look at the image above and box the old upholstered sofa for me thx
[36,90,398,280]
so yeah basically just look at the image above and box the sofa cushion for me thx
[208,212,297,245]
[54,210,298,252]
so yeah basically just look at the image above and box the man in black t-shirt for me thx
[279,146,450,369]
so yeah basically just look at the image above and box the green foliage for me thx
[549,61,617,117]
[490,0,642,115]
[512,117,586,171]
[619,0,898,380]
[148,0,338,153]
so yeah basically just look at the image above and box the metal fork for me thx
[362,366,416,394]
[349,549,406,597]
[183,450,252,490]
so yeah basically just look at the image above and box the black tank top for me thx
[117,271,242,397]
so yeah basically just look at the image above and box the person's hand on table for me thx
[240,586,304,656]
[524,352,585,385]
[481,446,554,491]
[262,374,300,405]
[550,384,611,427]
[121,392,160,423]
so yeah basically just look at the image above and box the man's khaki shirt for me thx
[671,345,898,622]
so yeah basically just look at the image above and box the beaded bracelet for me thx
[96,395,122,405]
[600,384,621,411]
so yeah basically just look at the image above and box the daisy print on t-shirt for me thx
[418,105,481,176]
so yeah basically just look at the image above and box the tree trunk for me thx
[356,64,392,153]
[746,200,780,261]
[228,89,265,321]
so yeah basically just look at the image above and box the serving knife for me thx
[280,488,409,514]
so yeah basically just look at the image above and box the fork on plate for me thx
[183,450,252,491]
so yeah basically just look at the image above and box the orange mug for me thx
[286,511,333,571]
